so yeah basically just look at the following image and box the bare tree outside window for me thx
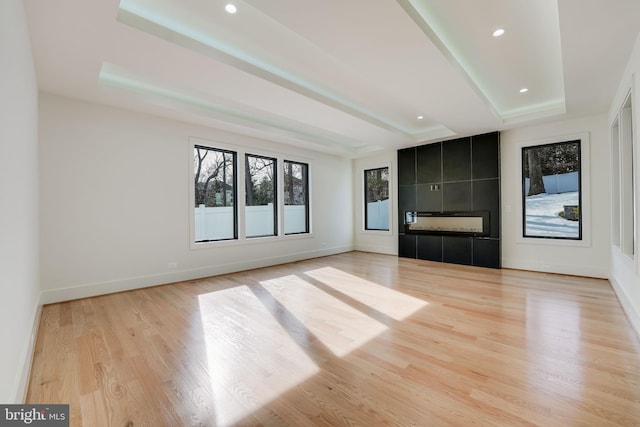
[522,140,581,239]
[192,145,312,242]
[284,160,309,234]
[246,154,277,237]
[526,148,546,196]
[194,145,237,241]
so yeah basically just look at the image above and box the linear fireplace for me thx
[404,211,490,237]
[398,133,500,268]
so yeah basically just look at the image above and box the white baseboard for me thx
[501,257,608,279]
[354,244,397,256]
[609,275,640,339]
[12,293,42,403]
[41,246,353,304]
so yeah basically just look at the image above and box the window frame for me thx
[515,132,591,248]
[192,144,238,243]
[189,137,313,249]
[359,162,392,235]
[521,139,582,240]
[245,153,278,238]
[283,159,310,235]
[611,117,622,249]
[364,166,390,231]
[610,90,636,261]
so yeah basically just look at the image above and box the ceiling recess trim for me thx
[98,62,373,155]
[116,0,422,141]
[397,0,566,125]
[396,0,500,121]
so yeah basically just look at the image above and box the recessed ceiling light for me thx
[519,88,529,93]
[492,28,505,37]
[417,115,424,120]
[225,4,237,14]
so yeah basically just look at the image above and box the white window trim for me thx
[515,131,592,248]
[610,86,637,269]
[189,137,313,250]
[360,161,393,235]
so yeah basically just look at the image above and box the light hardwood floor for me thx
[27,252,640,426]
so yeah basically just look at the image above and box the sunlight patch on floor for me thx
[198,286,319,427]
[526,295,583,402]
[305,267,428,320]
[261,275,388,357]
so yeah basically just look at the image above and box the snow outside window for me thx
[522,140,582,240]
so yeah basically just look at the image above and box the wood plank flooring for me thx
[26,251,640,426]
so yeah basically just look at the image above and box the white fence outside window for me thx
[524,171,579,195]
[195,204,307,241]
[366,199,389,230]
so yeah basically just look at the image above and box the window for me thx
[364,167,389,231]
[522,140,581,240]
[194,145,237,242]
[245,154,277,238]
[191,139,311,245]
[611,118,621,248]
[615,92,634,257]
[283,160,309,234]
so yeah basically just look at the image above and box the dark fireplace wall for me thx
[398,131,501,268]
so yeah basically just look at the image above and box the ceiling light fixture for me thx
[225,3,237,14]
[417,115,424,120]
[519,88,529,93]
[492,28,505,37]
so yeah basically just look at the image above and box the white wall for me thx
[354,116,612,280]
[609,33,640,336]
[0,0,41,403]
[501,114,611,278]
[38,93,354,303]
[353,151,397,255]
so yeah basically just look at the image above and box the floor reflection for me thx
[526,294,583,401]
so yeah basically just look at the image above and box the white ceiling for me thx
[24,0,640,158]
